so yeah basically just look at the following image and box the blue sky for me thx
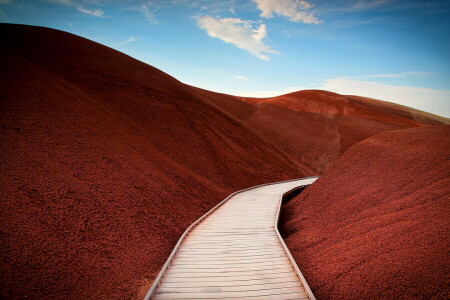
[1,0,449,117]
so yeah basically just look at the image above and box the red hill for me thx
[281,125,450,299]
[0,23,307,299]
[195,88,445,173]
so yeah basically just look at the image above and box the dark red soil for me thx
[281,125,450,299]
[196,88,445,173]
[0,24,307,299]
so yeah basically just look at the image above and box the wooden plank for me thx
[160,277,301,287]
[157,283,303,293]
[176,248,282,254]
[153,288,307,299]
[154,286,306,295]
[160,274,299,284]
[168,263,291,272]
[170,259,289,268]
[174,253,285,260]
[166,265,294,274]
[163,269,295,278]
[172,255,288,263]
[179,243,280,249]
[182,236,278,243]
[173,255,285,263]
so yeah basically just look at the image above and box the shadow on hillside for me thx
[279,186,308,239]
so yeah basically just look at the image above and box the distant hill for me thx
[194,88,446,173]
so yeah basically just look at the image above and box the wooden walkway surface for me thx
[145,177,318,300]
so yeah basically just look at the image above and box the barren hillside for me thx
[281,125,450,299]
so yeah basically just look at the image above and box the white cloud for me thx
[128,0,238,24]
[319,0,392,14]
[317,77,450,117]
[351,0,392,11]
[229,3,236,14]
[185,0,236,14]
[235,75,249,80]
[402,71,434,77]
[197,16,280,60]
[48,0,72,4]
[77,6,104,17]
[118,36,140,46]
[355,71,435,79]
[368,73,406,78]
[252,0,322,24]
[134,2,158,24]
[49,0,104,17]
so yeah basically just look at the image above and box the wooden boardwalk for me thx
[145,177,318,300]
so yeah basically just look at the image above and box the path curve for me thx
[145,177,319,299]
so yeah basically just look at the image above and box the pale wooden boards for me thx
[150,178,318,299]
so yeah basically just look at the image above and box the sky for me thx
[1,0,449,117]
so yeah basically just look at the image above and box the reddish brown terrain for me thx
[0,24,307,299]
[0,23,448,299]
[194,88,445,173]
[281,125,450,299]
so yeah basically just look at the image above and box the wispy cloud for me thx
[252,0,322,24]
[229,0,236,14]
[77,6,103,17]
[317,77,450,117]
[368,71,434,78]
[331,17,384,28]
[351,0,393,11]
[132,0,237,22]
[197,16,280,60]
[345,71,435,79]
[48,0,72,4]
[235,75,249,80]
[318,0,446,15]
[64,21,76,28]
[0,0,11,4]
[315,0,394,16]
[49,0,104,17]
[133,2,158,24]
[118,36,140,46]
[186,0,237,14]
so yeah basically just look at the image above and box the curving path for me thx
[145,177,318,300]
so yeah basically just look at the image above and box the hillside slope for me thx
[0,24,307,299]
[281,125,450,299]
[194,88,445,173]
